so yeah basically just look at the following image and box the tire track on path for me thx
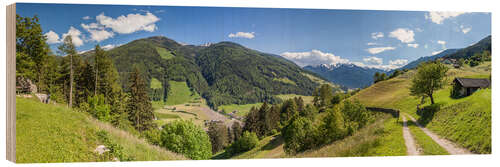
[402,115,420,155]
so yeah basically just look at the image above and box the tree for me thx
[231,122,243,142]
[226,131,259,155]
[127,67,155,131]
[207,121,229,154]
[410,62,448,104]
[16,14,49,89]
[58,36,77,108]
[282,116,317,154]
[313,84,334,108]
[160,120,212,160]
[94,44,122,103]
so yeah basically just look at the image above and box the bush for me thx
[87,94,112,122]
[226,131,259,155]
[142,128,162,146]
[341,100,369,134]
[160,120,212,160]
[282,117,317,154]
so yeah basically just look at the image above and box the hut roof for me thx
[454,78,490,88]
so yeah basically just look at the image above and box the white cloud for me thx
[44,30,61,44]
[407,43,419,48]
[415,28,423,32]
[425,11,468,24]
[366,42,378,46]
[280,50,349,67]
[437,40,447,49]
[81,23,114,42]
[363,56,383,65]
[96,12,160,34]
[432,49,446,55]
[366,46,396,54]
[371,32,384,40]
[460,25,472,34]
[228,32,255,39]
[101,44,116,50]
[352,62,400,71]
[389,59,408,66]
[82,16,91,20]
[62,26,84,47]
[389,28,415,43]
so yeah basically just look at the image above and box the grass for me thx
[166,81,200,106]
[155,47,174,60]
[219,103,263,117]
[273,77,296,86]
[155,112,181,119]
[275,94,314,105]
[406,120,449,155]
[227,134,286,159]
[351,61,491,154]
[295,114,406,157]
[150,77,162,89]
[16,97,184,163]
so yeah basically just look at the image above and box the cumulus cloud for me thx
[366,42,378,46]
[437,40,447,49]
[425,11,468,24]
[389,28,415,43]
[460,25,471,34]
[228,32,255,39]
[96,12,160,34]
[280,50,349,67]
[44,30,61,44]
[371,32,384,40]
[407,43,419,48]
[389,59,408,66]
[62,26,84,47]
[81,23,114,42]
[363,56,383,65]
[82,16,91,20]
[366,47,396,54]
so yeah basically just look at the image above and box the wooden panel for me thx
[6,3,16,163]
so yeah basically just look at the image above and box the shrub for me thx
[282,117,317,154]
[160,120,212,160]
[341,100,369,134]
[84,94,111,122]
[142,128,162,146]
[226,131,259,155]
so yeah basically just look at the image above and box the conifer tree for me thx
[58,36,77,108]
[127,67,155,131]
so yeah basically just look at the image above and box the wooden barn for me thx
[452,78,490,96]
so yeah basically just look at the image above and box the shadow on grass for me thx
[416,104,442,127]
[261,135,283,151]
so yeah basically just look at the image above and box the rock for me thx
[94,145,110,155]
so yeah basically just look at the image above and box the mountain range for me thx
[304,64,385,89]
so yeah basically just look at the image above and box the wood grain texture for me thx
[6,3,16,163]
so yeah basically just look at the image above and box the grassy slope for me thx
[155,47,174,60]
[219,103,263,117]
[296,115,406,157]
[16,97,184,163]
[351,62,491,154]
[166,81,200,106]
[276,94,314,105]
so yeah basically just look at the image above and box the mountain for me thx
[304,63,385,89]
[397,49,459,70]
[443,35,491,60]
[84,36,334,108]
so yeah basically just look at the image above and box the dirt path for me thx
[401,115,420,155]
[404,114,472,155]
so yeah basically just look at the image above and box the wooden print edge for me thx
[6,3,16,163]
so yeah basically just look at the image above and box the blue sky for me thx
[17,3,491,70]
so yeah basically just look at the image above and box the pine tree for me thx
[127,67,155,131]
[58,36,78,108]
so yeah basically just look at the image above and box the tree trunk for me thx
[69,54,73,108]
[95,56,98,97]
[429,94,435,104]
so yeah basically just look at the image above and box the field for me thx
[165,81,200,106]
[16,97,184,163]
[218,103,263,117]
[275,94,314,105]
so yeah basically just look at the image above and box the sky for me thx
[17,3,491,70]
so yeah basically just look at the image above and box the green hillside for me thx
[16,97,185,163]
[165,81,200,106]
[351,62,491,153]
[93,36,337,109]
